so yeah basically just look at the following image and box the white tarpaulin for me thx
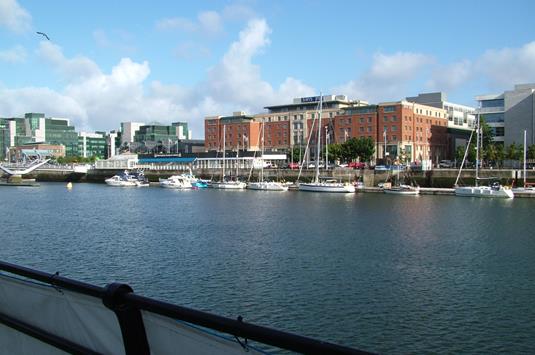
[0,274,260,354]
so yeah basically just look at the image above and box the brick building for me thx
[333,101,448,163]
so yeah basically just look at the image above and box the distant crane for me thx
[36,32,50,40]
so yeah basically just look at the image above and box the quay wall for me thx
[26,168,535,187]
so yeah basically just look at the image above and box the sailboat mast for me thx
[315,95,322,183]
[524,129,527,187]
[222,125,226,179]
[476,112,480,187]
[261,122,265,182]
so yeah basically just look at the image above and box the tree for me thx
[479,116,494,151]
[291,145,306,163]
[327,143,344,163]
[506,142,522,160]
[528,144,535,159]
[341,137,375,163]
[483,143,497,166]
[495,144,505,168]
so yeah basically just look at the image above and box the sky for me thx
[1,0,535,138]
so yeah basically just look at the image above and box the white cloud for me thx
[425,41,535,94]
[37,41,101,82]
[222,3,256,21]
[335,51,434,102]
[428,60,473,92]
[0,45,26,63]
[1,18,315,137]
[197,11,223,35]
[174,42,211,60]
[156,17,196,32]
[477,41,535,90]
[156,11,223,36]
[0,86,87,125]
[0,0,31,33]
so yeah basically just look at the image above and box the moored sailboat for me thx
[298,95,355,193]
[248,122,288,191]
[454,112,513,198]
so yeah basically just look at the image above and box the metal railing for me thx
[0,260,371,355]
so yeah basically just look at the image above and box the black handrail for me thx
[0,260,372,355]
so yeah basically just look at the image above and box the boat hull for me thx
[455,186,514,198]
[247,182,288,191]
[105,179,137,187]
[212,182,246,189]
[384,188,420,195]
[298,183,355,193]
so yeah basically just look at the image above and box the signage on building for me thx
[301,96,321,103]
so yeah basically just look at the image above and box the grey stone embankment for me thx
[30,167,534,187]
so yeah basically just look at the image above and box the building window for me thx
[360,117,365,123]
[368,126,372,132]
[392,135,397,141]
[360,127,364,133]
[368,117,372,123]
[392,125,397,131]
[383,116,388,122]
[391,116,397,122]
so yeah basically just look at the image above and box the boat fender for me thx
[103,283,150,355]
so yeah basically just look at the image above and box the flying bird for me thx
[36,32,50,40]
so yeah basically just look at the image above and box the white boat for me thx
[299,178,355,193]
[105,170,148,187]
[212,178,246,189]
[247,122,288,191]
[212,125,246,190]
[454,113,514,199]
[384,184,420,195]
[248,181,288,191]
[297,94,354,193]
[456,184,514,198]
[159,175,192,189]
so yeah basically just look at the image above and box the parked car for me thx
[287,162,300,170]
[374,165,388,171]
[348,162,366,169]
[439,160,453,168]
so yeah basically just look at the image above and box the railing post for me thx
[102,283,150,355]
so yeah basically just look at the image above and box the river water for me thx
[1,183,534,353]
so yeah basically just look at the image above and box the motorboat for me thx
[159,175,192,189]
[105,170,148,187]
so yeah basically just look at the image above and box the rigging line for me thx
[297,98,322,182]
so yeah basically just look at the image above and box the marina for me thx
[1,182,535,353]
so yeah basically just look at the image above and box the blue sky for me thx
[1,0,535,137]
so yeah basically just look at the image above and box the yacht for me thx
[297,95,355,193]
[159,175,192,189]
[105,170,149,187]
[454,113,513,199]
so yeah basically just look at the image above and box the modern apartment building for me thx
[476,83,535,146]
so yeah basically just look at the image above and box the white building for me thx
[120,122,144,147]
